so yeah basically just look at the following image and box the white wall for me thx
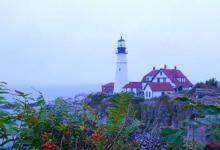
[114,53,128,93]
[152,70,175,87]
[144,84,174,99]
[144,85,152,99]
[126,88,137,95]
[116,53,127,62]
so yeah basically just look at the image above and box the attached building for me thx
[101,82,114,94]
[123,82,143,96]
[144,82,174,99]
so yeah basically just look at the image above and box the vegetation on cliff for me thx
[0,82,139,149]
[1,79,220,149]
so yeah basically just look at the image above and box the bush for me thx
[0,82,139,149]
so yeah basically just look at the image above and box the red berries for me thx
[91,133,102,141]
[42,141,57,150]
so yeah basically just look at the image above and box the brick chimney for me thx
[174,66,177,70]
[153,66,156,70]
[164,65,167,69]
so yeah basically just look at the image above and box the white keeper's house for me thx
[101,37,193,99]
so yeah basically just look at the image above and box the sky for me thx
[0,0,220,86]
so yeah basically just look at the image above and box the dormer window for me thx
[157,78,160,83]
[177,77,185,82]
[160,71,162,76]
[163,78,166,82]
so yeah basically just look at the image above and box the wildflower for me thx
[75,141,79,145]
[42,141,51,149]
[91,133,102,141]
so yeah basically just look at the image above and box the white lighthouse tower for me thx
[114,36,128,93]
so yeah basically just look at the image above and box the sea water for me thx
[3,84,100,103]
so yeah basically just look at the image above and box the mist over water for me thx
[5,84,100,102]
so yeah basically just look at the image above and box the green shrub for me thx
[0,82,139,149]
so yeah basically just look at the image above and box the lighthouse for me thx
[114,36,128,93]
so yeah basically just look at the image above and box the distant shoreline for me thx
[2,84,100,101]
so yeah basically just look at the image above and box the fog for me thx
[0,0,220,86]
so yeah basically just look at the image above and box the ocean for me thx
[2,84,101,103]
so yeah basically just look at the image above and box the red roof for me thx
[102,82,114,93]
[141,70,159,82]
[123,82,142,89]
[162,69,193,87]
[147,82,174,91]
[142,67,193,88]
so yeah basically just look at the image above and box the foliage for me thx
[186,78,219,96]
[103,93,139,149]
[205,78,218,87]
[0,83,139,149]
[192,78,218,91]
[87,93,113,106]
[161,97,220,149]
[175,97,189,102]
[106,94,130,134]
[196,78,218,88]
[161,127,186,149]
[2,80,220,149]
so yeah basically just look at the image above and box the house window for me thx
[146,92,148,97]
[160,71,162,76]
[161,92,165,95]
[146,77,149,81]
[183,78,185,82]
[157,78,160,83]
[177,77,186,82]
[163,78,166,82]
[119,68,121,72]
[149,92,151,97]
